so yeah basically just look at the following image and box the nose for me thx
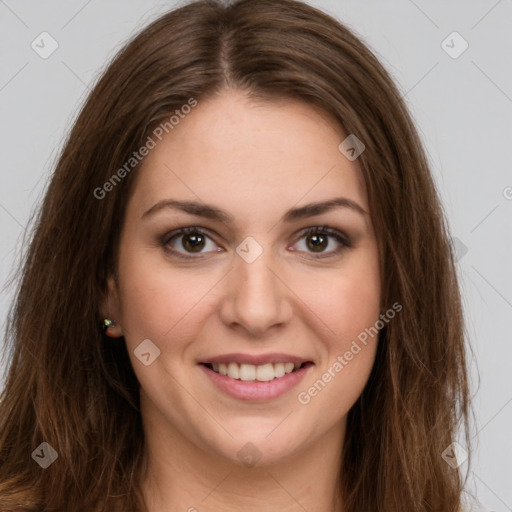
[219,240,293,337]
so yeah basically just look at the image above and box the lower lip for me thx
[199,363,313,401]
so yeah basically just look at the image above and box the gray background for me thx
[0,1,510,510]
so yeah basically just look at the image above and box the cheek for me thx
[116,247,219,348]
[293,259,380,408]
[298,262,381,344]
[297,286,380,419]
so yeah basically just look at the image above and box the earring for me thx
[103,318,118,337]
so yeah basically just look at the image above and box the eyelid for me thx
[162,226,221,260]
[292,226,352,259]
[161,225,351,260]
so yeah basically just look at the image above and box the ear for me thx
[99,275,124,338]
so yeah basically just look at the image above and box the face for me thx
[103,89,381,468]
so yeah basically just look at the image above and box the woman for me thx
[0,0,473,510]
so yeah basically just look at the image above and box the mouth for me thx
[200,361,313,382]
[198,354,314,401]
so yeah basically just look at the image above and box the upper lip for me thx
[198,353,312,366]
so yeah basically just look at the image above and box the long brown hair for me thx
[0,0,473,510]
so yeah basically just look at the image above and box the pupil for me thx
[181,232,327,253]
[308,234,326,252]
[183,233,205,252]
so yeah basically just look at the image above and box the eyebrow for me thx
[141,197,368,223]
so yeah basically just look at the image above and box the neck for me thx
[139,408,346,512]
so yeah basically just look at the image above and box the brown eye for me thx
[162,227,222,259]
[293,226,351,258]
[306,232,329,252]
[180,231,206,252]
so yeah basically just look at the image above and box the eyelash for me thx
[161,225,352,260]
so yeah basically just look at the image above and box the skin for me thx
[102,89,381,512]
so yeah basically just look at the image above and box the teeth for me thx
[256,363,275,381]
[210,361,303,381]
[227,362,240,379]
[274,362,285,378]
[239,364,256,381]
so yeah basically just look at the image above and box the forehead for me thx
[128,90,368,224]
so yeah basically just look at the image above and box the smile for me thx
[199,358,314,401]
[205,361,307,381]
